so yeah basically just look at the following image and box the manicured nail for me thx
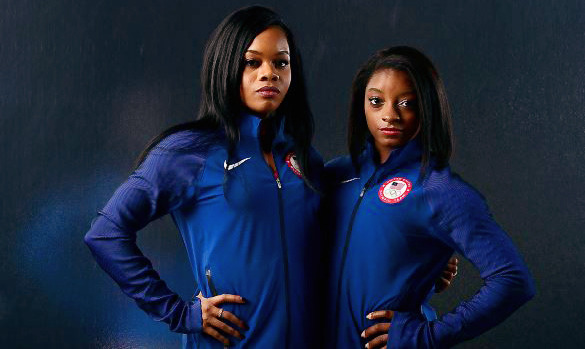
[366,313,373,320]
[361,330,365,338]
[365,344,369,348]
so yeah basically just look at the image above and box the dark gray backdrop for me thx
[1,0,583,347]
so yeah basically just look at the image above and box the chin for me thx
[378,140,406,149]
[254,104,280,116]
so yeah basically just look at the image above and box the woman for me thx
[84,6,323,348]
[324,46,535,348]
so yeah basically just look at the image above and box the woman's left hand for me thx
[361,310,394,349]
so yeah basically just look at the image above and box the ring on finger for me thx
[218,308,224,319]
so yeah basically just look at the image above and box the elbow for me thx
[507,268,536,307]
[514,262,537,304]
[84,216,105,251]
[489,266,536,308]
[84,227,98,251]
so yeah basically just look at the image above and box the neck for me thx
[242,107,272,119]
[376,145,392,164]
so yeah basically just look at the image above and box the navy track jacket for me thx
[84,113,323,348]
[324,139,535,348]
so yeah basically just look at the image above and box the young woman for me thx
[324,46,535,348]
[84,6,324,348]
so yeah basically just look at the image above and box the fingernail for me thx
[365,344,369,349]
[366,313,373,320]
[361,330,365,338]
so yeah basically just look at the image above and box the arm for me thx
[84,144,204,333]
[387,177,536,348]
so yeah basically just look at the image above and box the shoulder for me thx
[423,167,485,203]
[154,129,223,155]
[138,129,222,182]
[422,166,491,224]
[324,155,356,184]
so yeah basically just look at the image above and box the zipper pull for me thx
[275,176,282,189]
[274,171,282,189]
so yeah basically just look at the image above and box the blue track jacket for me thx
[324,139,535,348]
[85,113,323,348]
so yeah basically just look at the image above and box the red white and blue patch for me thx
[378,177,412,204]
[285,152,302,178]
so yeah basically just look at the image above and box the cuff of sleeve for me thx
[387,311,430,349]
[168,298,203,334]
[186,297,203,333]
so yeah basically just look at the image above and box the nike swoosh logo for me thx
[224,157,251,171]
[340,177,360,184]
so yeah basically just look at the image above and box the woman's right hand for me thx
[196,292,248,346]
[434,256,459,293]
[362,310,394,349]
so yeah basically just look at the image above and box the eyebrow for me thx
[246,49,290,56]
[367,88,384,94]
[366,87,416,96]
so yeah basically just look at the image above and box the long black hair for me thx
[135,6,316,186]
[348,46,453,178]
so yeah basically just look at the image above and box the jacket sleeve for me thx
[387,176,536,348]
[84,140,205,334]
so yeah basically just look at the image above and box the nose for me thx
[381,108,400,123]
[259,63,279,81]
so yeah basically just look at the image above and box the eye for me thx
[245,59,261,68]
[397,99,416,108]
[275,59,290,69]
[368,97,384,107]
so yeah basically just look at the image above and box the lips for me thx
[257,86,280,97]
[379,127,402,136]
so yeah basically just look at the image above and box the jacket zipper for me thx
[273,169,290,348]
[332,168,379,348]
[260,129,290,347]
[206,269,218,296]
[191,269,218,300]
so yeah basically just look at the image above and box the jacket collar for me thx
[237,112,289,150]
[238,112,263,138]
[359,137,423,180]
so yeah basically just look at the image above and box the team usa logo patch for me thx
[378,177,412,204]
[285,152,302,178]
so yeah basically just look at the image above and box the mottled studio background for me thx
[1,0,584,347]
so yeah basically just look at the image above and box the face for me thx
[240,26,291,117]
[364,68,420,163]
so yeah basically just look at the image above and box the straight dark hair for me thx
[348,46,453,178]
[135,6,316,187]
